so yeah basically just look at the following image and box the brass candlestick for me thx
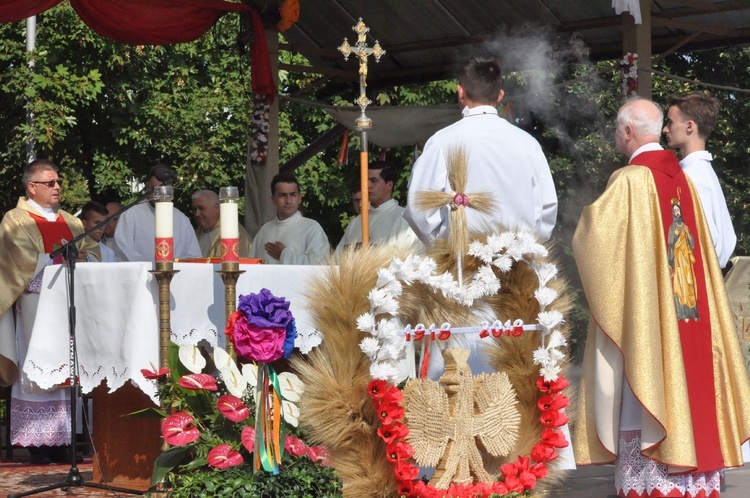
[150,261,179,370]
[218,261,245,358]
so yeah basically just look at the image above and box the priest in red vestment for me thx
[572,98,750,498]
[0,159,96,464]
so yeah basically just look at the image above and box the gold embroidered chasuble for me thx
[0,197,96,385]
[572,163,750,473]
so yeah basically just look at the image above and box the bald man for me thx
[191,190,252,259]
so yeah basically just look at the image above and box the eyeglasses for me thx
[31,179,63,188]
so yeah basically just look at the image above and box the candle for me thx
[154,186,174,262]
[219,186,240,262]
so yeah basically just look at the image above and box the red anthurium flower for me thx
[224,310,244,341]
[368,379,388,401]
[216,394,250,423]
[377,401,405,426]
[531,442,558,463]
[378,421,409,444]
[178,373,218,391]
[540,408,569,428]
[306,445,331,466]
[207,444,244,468]
[541,427,569,448]
[140,365,171,379]
[530,463,549,479]
[161,412,200,446]
[394,461,419,481]
[240,426,255,453]
[537,393,570,412]
[385,440,414,463]
[537,375,569,394]
[284,435,308,457]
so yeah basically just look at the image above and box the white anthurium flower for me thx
[212,346,232,370]
[281,399,300,427]
[356,312,376,333]
[537,310,564,330]
[278,371,304,402]
[241,362,258,387]
[221,362,247,398]
[178,343,206,374]
[546,330,567,350]
[535,287,558,307]
[359,337,380,359]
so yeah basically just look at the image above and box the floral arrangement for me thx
[619,52,638,98]
[356,231,571,496]
[249,94,270,165]
[145,289,339,494]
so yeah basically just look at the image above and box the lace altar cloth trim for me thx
[11,397,71,447]
[615,429,720,498]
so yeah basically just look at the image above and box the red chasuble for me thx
[28,212,75,254]
[632,150,722,473]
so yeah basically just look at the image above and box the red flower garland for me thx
[368,374,570,498]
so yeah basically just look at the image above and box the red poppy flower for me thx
[530,463,549,479]
[539,408,568,428]
[240,426,255,453]
[385,440,414,463]
[306,445,331,466]
[207,444,244,468]
[368,379,388,401]
[140,366,171,379]
[224,310,243,341]
[541,427,569,448]
[492,480,509,494]
[519,470,537,490]
[377,401,405,426]
[216,394,250,423]
[503,474,524,493]
[161,412,200,446]
[396,480,414,496]
[284,435,308,457]
[537,375,569,394]
[178,373,218,391]
[531,442,558,463]
[394,461,419,481]
[381,386,403,405]
[537,393,570,412]
[378,421,409,444]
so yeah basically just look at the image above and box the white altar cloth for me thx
[24,262,326,404]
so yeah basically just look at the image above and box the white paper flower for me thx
[378,337,405,360]
[535,287,558,307]
[370,361,399,381]
[546,330,567,350]
[468,240,493,264]
[178,343,206,374]
[537,310,564,330]
[540,364,562,382]
[220,363,247,398]
[376,267,396,288]
[359,337,380,359]
[278,372,305,402]
[536,262,558,286]
[356,312,375,333]
[492,254,514,273]
[533,347,551,366]
[282,399,300,427]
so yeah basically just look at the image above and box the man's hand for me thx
[265,241,286,261]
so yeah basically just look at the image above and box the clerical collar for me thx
[462,105,499,118]
[27,198,56,222]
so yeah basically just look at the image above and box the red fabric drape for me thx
[248,8,275,100]
[0,0,61,22]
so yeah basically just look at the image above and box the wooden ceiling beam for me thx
[653,31,704,63]
[652,16,749,37]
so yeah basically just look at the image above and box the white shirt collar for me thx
[462,105,499,118]
[27,198,57,222]
[629,142,663,163]
[679,150,712,167]
[371,198,397,212]
[276,210,302,223]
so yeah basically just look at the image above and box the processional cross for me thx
[338,18,385,246]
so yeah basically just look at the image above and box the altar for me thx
[23,262,326,490]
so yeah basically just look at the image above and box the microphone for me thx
[153,166,179,186]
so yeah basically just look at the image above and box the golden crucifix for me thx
[338,18,385,247]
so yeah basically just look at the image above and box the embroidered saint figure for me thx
[667,195,699,321]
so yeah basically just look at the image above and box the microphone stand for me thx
[8,192,158,497]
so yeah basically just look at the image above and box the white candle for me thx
[155,201,173,238]
[220,202,239,239]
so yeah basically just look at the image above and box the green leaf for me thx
[151,445,193,486]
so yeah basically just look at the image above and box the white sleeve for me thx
[114,211,146,262]
[403,139,450,245]
[280,223,330,265]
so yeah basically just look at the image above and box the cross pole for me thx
[338,18,385,247]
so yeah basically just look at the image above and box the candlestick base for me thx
[218,262,245,359]
[150,262,179,371]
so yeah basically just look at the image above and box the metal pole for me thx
[26,16,37,163]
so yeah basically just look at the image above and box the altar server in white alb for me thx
[335,161,420,255]
[663,92,736,268]
[250,172,330,264]
[114,164,201,262]
[403,57,558,244]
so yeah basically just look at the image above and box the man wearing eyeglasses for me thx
[0,159,97,464]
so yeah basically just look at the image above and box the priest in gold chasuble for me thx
[572,98,750,498]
